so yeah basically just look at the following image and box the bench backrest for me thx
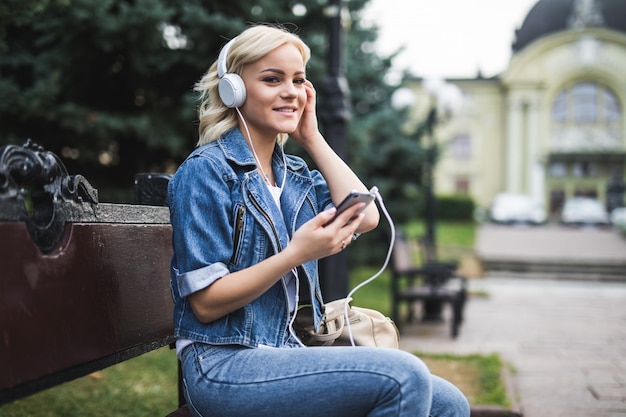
[391,229,426,273]
[0,142,174,405]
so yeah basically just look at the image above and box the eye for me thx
[294,78,306,85]
[262,76,281,83]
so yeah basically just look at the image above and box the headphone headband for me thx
[216,37,246,108]
[217,38,235,78]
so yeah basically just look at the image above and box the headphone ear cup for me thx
[218,73,246,108]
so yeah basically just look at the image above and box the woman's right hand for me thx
[285,202,365,265]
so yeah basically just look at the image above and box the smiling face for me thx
[238,43,307,142]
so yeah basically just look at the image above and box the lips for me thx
[274,106,297,113]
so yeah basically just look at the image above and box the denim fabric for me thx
[168,128,332,347]
[181,343,471,417]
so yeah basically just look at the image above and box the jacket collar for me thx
[216,128,306,173]
[217,128,257,169]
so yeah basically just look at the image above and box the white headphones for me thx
[217,38,246,108]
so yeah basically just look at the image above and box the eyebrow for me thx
[260,68,306,76]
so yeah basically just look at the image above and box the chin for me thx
[275,123,299,134]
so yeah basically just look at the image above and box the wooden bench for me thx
[390,229,467,338]
[0,141,191,416]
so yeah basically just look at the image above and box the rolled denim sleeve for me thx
[174,262,230,298]
[168,152,236,300]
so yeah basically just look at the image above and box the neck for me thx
[235,108,277,186]
[259,160,274,186]
[247,136,275,186]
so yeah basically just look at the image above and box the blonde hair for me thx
[195,25,311,147]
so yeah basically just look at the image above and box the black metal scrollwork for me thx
[0,139,99,253]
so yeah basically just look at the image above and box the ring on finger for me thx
[340,240,347,250]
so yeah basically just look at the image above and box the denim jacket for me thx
[168,128,332,348]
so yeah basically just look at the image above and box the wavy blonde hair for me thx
[194,24,311,147]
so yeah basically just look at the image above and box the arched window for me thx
[550,82,622,151]
[450,133,471,160]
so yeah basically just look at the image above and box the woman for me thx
[168,24,470,417]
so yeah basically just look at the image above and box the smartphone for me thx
[323,190,375,227]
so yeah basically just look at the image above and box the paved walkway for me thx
[399,225,626,415]
[400,276,626,417]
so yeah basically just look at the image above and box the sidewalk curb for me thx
[469,360,523,417]
[470,405,522,416]
[502,360,523,416]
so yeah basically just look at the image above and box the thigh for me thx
[181,344,434,417]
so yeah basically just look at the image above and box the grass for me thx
[0,347,179,417]
[402,221,477,262]
[1,221,510,415]
[419,352,510,407]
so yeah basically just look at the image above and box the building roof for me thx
[512,0,626,53]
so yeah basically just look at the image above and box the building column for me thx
[506,98,523,193]
[526,99,543,203]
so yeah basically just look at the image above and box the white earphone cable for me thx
[343,186,395,346]
[236,108,298,344]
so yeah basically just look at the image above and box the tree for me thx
[341,15,424,224]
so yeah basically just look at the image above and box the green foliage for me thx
[435,194,476,221]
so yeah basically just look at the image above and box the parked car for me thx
[560,197,610,227]
[489,193,547,225]
[610,207,626,232]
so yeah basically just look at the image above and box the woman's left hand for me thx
[290,80,321,147]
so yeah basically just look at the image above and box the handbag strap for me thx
[307,314,344,343]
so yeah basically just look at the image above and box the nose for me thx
[281,81,298,99]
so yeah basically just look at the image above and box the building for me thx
[405,0,626,217]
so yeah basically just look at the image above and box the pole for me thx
[421,108,444,321]
[319,0,351,301]
[424,145,437,262]
[422,107,437,262]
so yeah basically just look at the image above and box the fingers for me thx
[320,203,365,229]
[304,79,315,94]
[289,203,364,261]
[303,80,317,107]
[321,203,363,253]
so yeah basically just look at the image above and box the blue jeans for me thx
[181,343,470,417]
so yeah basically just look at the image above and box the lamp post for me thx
[420,78,462,256]
[319,0,351,301]
[421,107,438,262]
[393,80,463,319]
[419,79,462,320]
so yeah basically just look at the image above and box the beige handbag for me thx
[294,297,399,349]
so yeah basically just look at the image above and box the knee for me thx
[383,349,433,396]
[430,375,471,417]
[388,349,431,377]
